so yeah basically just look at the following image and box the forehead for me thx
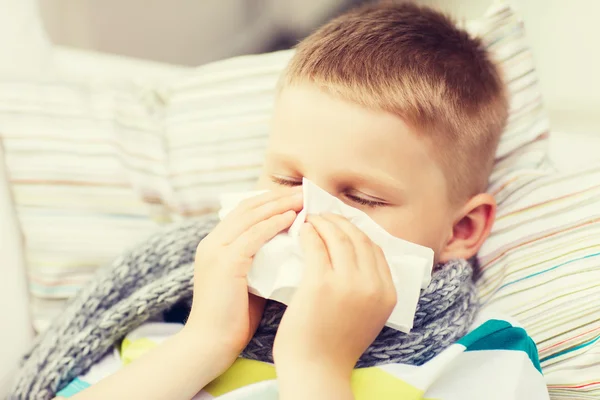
[269,85,441,183]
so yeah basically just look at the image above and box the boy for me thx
[32,2,543,399]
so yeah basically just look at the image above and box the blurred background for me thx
[39,0,367,66]
[36,0,600,132]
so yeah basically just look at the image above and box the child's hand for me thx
[274,214,397,391]
[184,186,303,367]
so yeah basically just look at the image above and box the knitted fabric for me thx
[8,215,478,399]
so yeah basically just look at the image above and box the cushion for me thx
[477,165,600,399]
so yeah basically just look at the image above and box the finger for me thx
[372,243,394,287]
[307,214,357,272]
[217,188,303,244]
[231,209,297,259]
[299,222,331,281]
[374,246,397,308]
[321,214,377,275]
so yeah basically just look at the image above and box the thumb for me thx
[299,222,331,282]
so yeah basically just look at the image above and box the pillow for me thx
[477,165,600,399]
[0,3,547,331]
[0,82,165,331]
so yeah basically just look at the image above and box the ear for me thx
[438,193,496,263]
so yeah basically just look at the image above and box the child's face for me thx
[257,84,458,259]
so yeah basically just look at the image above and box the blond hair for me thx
[281,2,508,200]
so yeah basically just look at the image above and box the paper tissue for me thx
[219,179,434,332]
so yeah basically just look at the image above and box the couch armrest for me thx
[0,145,34,395]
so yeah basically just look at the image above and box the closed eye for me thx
[271,176,302,187]
[345,194,387,208]
[271,176,387,208]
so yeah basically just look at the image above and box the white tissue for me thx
[218,178,434,332]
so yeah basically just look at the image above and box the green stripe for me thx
[458,319,542,373]
[56,378,91,397]
[540,333,600,363]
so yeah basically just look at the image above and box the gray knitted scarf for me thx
[8,214,478,399]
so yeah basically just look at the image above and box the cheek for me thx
[374,206,448,252]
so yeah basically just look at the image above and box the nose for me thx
[300,176,338,198]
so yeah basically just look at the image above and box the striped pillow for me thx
[0,3,548,332]
[0,83,163,331]
[477,166,600,399]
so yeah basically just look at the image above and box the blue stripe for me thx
[498,252,600,290]
[29,282,82,296]
[540,334,600,363]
